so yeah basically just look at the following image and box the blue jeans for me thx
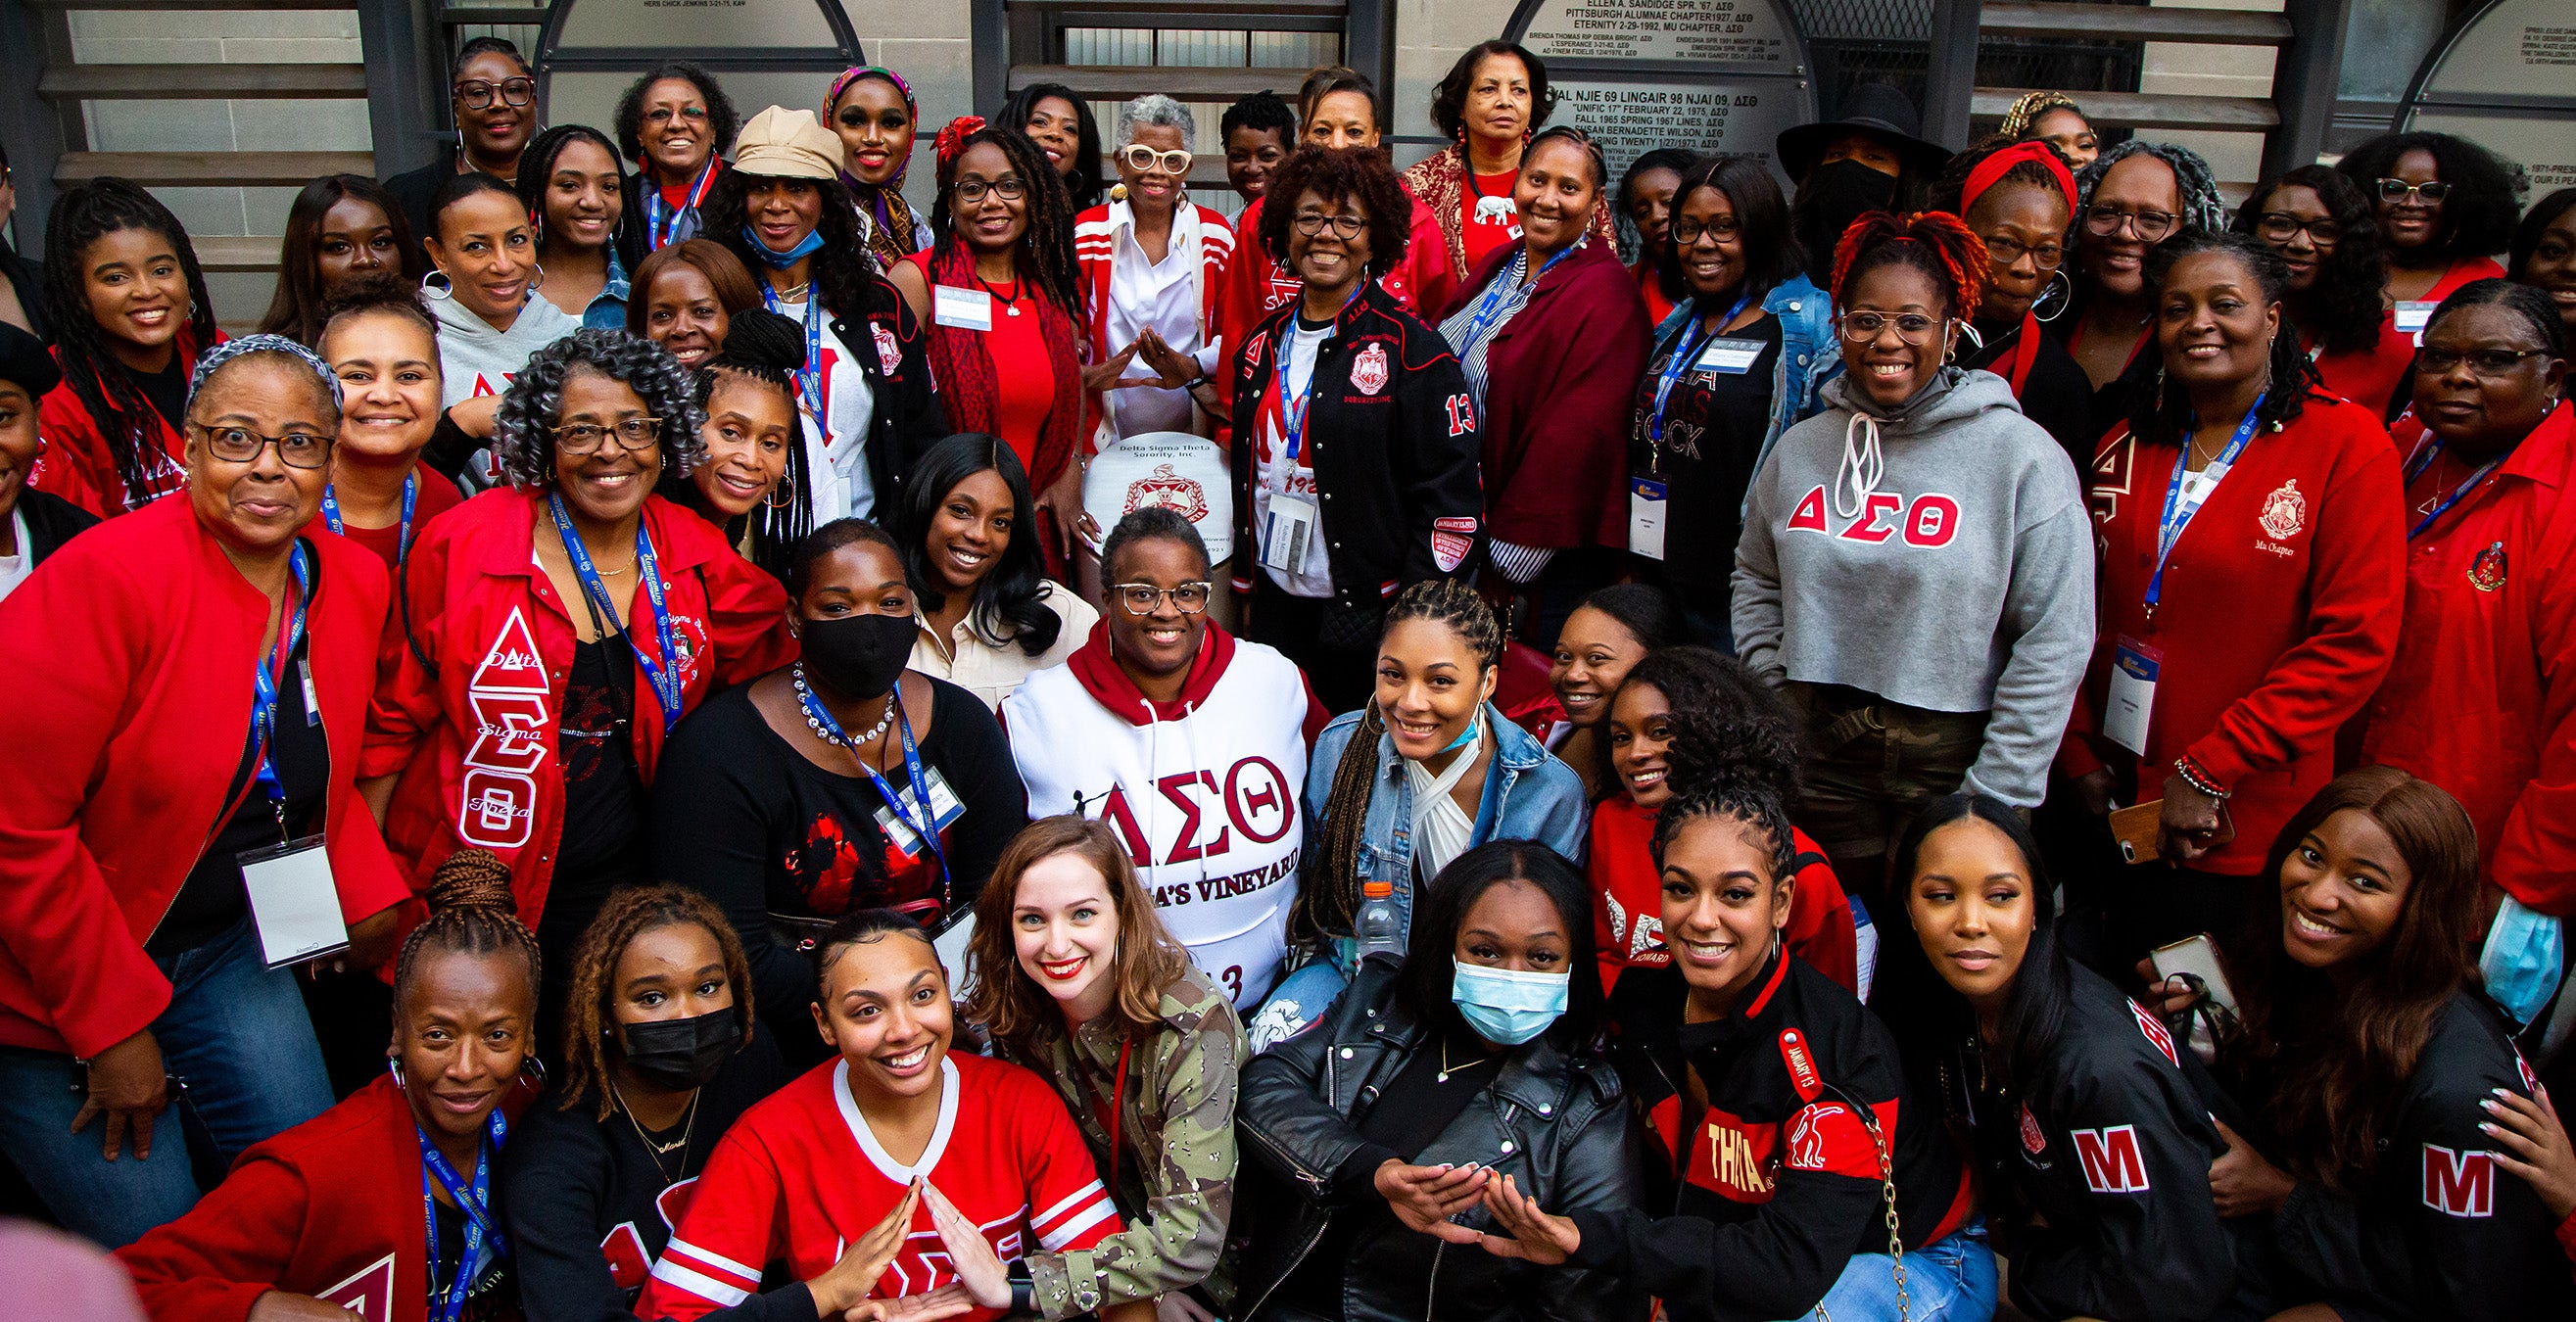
[1246,958,1353,1054]
[1794,1218,1996,1322]
[0,913,335,1247]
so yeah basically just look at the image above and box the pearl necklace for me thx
[792,663,895,747]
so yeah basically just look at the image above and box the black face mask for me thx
[800,612,915,700]
[618,1008,741,1091]
[1800,159,1899,257]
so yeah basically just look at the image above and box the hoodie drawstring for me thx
[1834,409,1887,521]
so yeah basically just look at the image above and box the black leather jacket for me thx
[1234,963,1646,1322]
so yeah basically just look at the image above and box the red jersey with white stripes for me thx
[637,1052,1121,1320]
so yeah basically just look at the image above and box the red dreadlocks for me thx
[1830,210,1991,320]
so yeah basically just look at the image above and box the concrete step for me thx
[1974,87,2280,132]
[56,150,375,187]
[1979,2,2292,47]
[40,63,368,100]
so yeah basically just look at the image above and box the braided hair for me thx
[1525,123,1608,193]
[43,177,218,507]
[391,848,544,1034]
[1649,712,1798,885]
[2232,165,2386,357]
[927,123,1080,315]
[1930,133,2075,217]
[1830,210,1990,323]
[2428,278,2567,360]
[674,306,807,576]
[2130,229,2320,448]
[1997,91,2086,143]
[2073,140,2226,243]
[553,884,754,1120]
[1302,579,1503,940]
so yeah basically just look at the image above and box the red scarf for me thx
[919,244,1081,497]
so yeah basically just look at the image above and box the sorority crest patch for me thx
[2469,540,2507,591]
[2258,479,2308,541]
[1351,342,1390,396]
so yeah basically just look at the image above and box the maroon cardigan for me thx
[1441,239,1650,549]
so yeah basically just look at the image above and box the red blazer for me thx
[118,1074,536,1322]
[2361,404,2576,916]
[2065,395,2405,873]
[1439,239,1650,549]
[0,497,405,1056]
[30,328,223,517]
[1588,793,1856,996]
[362,489,795,932]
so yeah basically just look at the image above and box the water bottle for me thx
[1355,880,1405,963]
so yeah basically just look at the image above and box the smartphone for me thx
[2151,933,2239,1014]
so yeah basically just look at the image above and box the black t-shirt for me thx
[151,584,330,958]
[538,635,649,961]
[1963,314,2098,475]
[648,677,1028,1042]
[429,1189,517,1321]
[124,354,188,434]
[1275,1030,1505,1319]
[1628,309,1782,609]
[501,1025,794,1320]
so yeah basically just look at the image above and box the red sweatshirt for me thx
[2064,395,2405,873]
[1587,793,1857,996]
[30,328,224,517]
[118,1073,535,1322]
[362,488,795,930]
[1439,239,1651,549]
[0,497,405,1056]
[2360,404,2576,916]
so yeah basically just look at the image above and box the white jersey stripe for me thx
[649,1257,754,1306]
[1032,1179,1108,1231]
[1038,1199,1119,1251]
[663,1237,762,1286]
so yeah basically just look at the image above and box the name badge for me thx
[877,766,967,860]
[298,658,321,727]
[2394,301,2438,340]
[1629,477,1670,560]
[1263,494,1318,573]
[1697,338,1764,375]
[2104,636,2162,758]
[238,835,348,968]
[933,285,994,333]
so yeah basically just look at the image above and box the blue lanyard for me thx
[545,494,684,732]
[1273,287,1359,464]
[1456,245,1571,354]
[320,472,420,562]
[420,1110,507,1322]
[761,281,828,423]
[2402,438,2509,540]
[646,161,717,250]
[1648,289,1752,447]
[796,680,950,895]
[2147,396,2265,613]
[250,543,314,811]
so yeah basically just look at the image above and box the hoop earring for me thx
[2153,366,2167,414]
[421,269,454,301]
[530,262,546,292]
[2032,268,2073,323]
[764,478,795,510]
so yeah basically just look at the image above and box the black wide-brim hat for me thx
[1776,81,1954,182]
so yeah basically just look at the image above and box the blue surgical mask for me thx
[1435,706,1484,757]
[1451,958,1569,1046]
[2481,895,2564,1026]
[741,224,826,268]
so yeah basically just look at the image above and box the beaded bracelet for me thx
[2172,756,2231,800]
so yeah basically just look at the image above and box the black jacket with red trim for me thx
[1226,281,1485,644]
[1937,962,2235,1322]
[1571,952,1972,1322]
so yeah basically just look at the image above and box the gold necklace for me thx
[609,1077,701,1183]
[1438,1038,1489,1084]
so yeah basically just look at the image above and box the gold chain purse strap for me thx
[1776,1028,1908,1322]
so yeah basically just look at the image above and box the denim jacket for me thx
[1654,272,1840,513]
[1299,701,1588,959]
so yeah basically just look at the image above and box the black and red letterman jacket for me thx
[1573,952,1973,1322]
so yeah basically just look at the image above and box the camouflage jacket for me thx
[1006,964,1248,1318]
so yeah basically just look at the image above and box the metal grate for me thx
[1789,0,2144,126]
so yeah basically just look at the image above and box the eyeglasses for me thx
[953,175,1027,204]
[2376,178,2452,205]
[2083,205,2177,243]
[2416,347,2551,376]
[1113,581,1213,615]
[1670,215,1741,246]
[1837,310,1948,344]
[1119,144,1193,175]
[1980,233,2065,269]
[1294,212,1367,240]
[2254,212,2342,245]
[644,105,708,125]
[454,77,536,111]
[192,424,334,469]
[552,416,664,454]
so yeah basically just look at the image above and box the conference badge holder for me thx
[239,834,349,968]
[1695,337,1764,374]
[933,286,994,333]
[2103,636,2161,758]
[1262,495,1318,573]
[1628,477,1669,560]
[874,765,965,867]
[2394,300,2438,341]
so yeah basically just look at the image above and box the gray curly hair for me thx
[2073,139,2226,239]
[490,328,707,489]
[1116,94,1196,148]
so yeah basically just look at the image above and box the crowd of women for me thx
[3,28,2576,1322]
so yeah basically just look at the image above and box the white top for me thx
[776,297,881,521]
[1105,214,1212,439]
[905,582,1099,711]
[0,508,31,604]
[1405,720,1486,881]
[1253,316,1335,597]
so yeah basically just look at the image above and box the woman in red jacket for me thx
[32,176,225,516]
[117,849,547,1322]
[2063,229,2405,961]
[2357,280,2574,1028]
[1590,645,1856,997]
[0,335,409,1249]
[362,329,795,1030]
[1435,125,1648,648]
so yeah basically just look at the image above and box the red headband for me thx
[1960,140,2076,216]
[932,115,986,170]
